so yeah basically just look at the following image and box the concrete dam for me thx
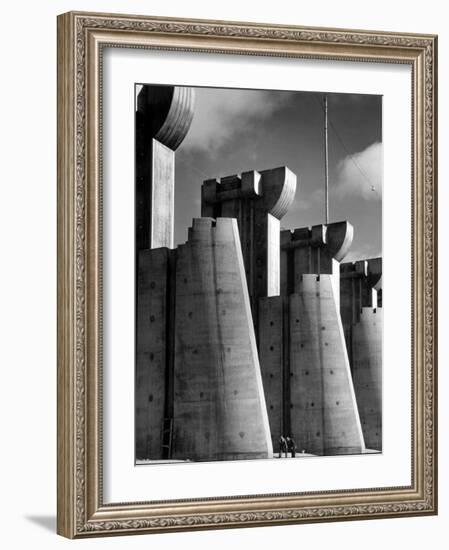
[135,84,382,462]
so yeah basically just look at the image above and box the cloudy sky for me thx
[169,86,382,262]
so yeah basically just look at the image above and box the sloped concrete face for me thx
[289,275,365,455]
[262,221,366,455]
[172,218,273,461]
[352,308,383,450]
[340,258,383,450]
[258,274,366,456]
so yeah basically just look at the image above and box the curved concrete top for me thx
[137,85,195,150]
[201,166,297,222]
[367,257,382,290]
[259,166,297,220]
[340,257,382,290]
[326,221,354,262]
[282,221,353,262]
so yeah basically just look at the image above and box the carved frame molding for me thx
[57,11,437,538]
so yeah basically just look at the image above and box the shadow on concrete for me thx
[25,515,56,533]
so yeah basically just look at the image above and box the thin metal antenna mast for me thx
[324,94,329,224]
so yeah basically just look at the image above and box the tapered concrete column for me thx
[172,218,273,461]
[340,258,382,322]
[340,258,383,450]
[201,167,297,318]
[340,258,382,360]
[276,221,365,455]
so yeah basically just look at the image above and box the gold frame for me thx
[57,11,438,538]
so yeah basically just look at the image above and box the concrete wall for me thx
[135,248,170,460]
[340,259,382,450]
[352,308,383,450]
[258,296,286,451]
[172,218,273,461]
[135,85,195,460]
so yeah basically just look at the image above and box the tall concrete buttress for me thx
[340,258,382,450]
[136,85,195,250]
[135,85,194,460]
[136,216,274,461]
[172,218,273,461]
[259,222,366,455]
[201,167,297,321]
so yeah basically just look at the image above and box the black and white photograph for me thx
[51,6,438,541]
[134,83,383,464]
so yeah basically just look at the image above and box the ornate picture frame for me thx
[57,11,437,538]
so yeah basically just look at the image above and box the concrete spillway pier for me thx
[172,218,273,461]
[259,222,366,455]
[135,84,195,461]
[136,218,273,461]
[340,258,382,450]
[136,85,195,250]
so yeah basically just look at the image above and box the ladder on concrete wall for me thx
[161,417,173,459]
